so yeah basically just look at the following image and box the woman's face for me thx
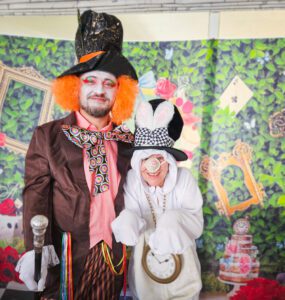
[140,154,169,187]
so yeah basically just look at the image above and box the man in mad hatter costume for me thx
[16,10,138,299]
[112,99,203,299]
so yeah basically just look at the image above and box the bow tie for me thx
[62,124,133,195]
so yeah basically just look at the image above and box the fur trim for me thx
[111,75,139,125]
[135,101,154,130]
[52,75,80,111]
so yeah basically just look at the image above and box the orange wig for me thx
[52,75,138,125]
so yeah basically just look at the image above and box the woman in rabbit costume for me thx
[111,99,203,300]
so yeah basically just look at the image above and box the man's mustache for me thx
[87,93,110,101]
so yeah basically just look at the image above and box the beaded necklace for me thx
[145,193,167,227]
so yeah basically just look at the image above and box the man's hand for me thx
[15,245,59,291]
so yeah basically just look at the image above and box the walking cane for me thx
[31,215,49,300]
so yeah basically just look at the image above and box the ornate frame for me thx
[0,62,53,154]
[200,140,265,218]
[268,108,285,138]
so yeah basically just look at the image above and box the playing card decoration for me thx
[219,75,253,115]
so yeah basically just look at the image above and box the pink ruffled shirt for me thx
[75,111,121,249]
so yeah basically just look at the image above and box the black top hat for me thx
[129,99,187,161]
[58,10,137,80]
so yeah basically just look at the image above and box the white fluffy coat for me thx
[112,149,203,300]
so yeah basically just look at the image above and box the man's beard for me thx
[80,97,113,118]
[81,102,112,118]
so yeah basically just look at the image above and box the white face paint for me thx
[79,70,118,118]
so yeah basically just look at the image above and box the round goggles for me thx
[143,156,166,174]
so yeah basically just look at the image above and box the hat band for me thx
[79,51,105,63]
[134,127,174,148]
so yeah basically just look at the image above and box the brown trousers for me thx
[41,242,123,300]
[74,242,124,300]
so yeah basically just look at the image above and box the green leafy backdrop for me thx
[0,35,284,292]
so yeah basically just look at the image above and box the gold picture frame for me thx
[268,108,285,138]
[0,62,54,154]
[200,140,265,218]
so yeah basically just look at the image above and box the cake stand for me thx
[218,277,246,298]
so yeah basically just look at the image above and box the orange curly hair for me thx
[52,75,138,125]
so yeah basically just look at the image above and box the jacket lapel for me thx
[59,112,90,198]
[115,141,132,214]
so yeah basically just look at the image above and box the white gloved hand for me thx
[149,210,193,255]
[15,245,60,291]
[111,209,146,246]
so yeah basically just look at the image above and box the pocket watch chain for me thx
[145,193,167,227]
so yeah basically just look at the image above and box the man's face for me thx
[79,70,118,118]
[140,154,169,187]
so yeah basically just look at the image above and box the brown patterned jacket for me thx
[23,112,131,299]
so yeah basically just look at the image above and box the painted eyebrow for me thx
[104,79,116,84]
[82,75,115,81]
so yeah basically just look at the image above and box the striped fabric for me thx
[74,243,123,300]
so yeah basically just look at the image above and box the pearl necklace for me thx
[145,193,167,228]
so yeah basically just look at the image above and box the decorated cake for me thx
[219,218,260,283]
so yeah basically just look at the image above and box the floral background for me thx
[0,35,284,292]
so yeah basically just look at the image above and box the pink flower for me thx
[184,150,193,160]
[0,132,5,147]
[175,97,201,127]
[225,240,239,255]
[176,97,183,106]
[181,101,193,113]
[183,113,201,126]
[155,78,177,99]
[239,254,251,274]
[176,98,194,113]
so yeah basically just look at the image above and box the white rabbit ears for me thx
[130,99,188,161]
[135,100,175,130]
